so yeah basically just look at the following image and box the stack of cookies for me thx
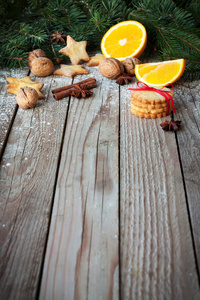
[130,87,174,118]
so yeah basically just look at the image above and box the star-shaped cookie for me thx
[53,64,89,78]
[6,76,44,99]
[59,35,90,65]
[87,54,105,67]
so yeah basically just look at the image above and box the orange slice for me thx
[101,20,147,62]
[135,59,186,87]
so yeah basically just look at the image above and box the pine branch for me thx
[0,0,200,81]
[129,0,200,79]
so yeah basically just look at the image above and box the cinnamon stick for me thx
[52,78,97,100]
[53,88,74,100]
[52,78,96,94]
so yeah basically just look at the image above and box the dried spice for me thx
[52,78,97,100]
[51,31,67,44]
[116,73,133,85]
[160,118,181,131]
[71,85,93,99]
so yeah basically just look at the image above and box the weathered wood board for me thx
[0,68,29,159]
[175,81,200,266]
[39,67,120,300]
[119,80,200,300]
[0,73,72,299]
[0,63,200,300]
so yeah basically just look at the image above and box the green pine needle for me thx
[0,0,200,80]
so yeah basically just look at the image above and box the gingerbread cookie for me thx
[53,64,89,78]
[130,102,172,114]
[130,107,169,119]
[130,85,174,119]
[130,87,174,105]
[87,54,105,67]
[131,98,168,109]
[59,35,90,65]
[6,76,44,99]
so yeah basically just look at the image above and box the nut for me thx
[30,57,54,77]
[123,57,141,75]
[99,58,124,79]
[16,87,39,109]
[28,49,47,63]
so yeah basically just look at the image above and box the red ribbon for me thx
[128,82,175,115]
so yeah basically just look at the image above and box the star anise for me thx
[71,85,93,99]
[160,118,181,131]
[51,31,67,44]
[116,73,133,85]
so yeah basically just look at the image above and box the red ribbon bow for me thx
[128,82,175,115]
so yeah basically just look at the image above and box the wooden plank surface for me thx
[175,81,200,266]
[119,80,200,300]
[39,67,120,300]
[0,64,200,300]
[0,73,72,299]
[0,68,29,159]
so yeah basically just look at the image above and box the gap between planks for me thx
[119,81,200,300]
[0,69,30,161]
[0,71,73,300]
[118,83,122,300]
[35,85,74,300]
[175,131,200,286]
[1,65,200,300]
[174,81,200,283]
[39,67,120,300]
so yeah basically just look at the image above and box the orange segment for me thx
[135,59,186,87]
[101,21,147,61]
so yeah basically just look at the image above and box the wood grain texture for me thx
[1,63,200,300]
[0,74,72,300]
[0,69,29,159]
[119,79,200,300]
[174,81,200,266]
[39,67,119,300]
